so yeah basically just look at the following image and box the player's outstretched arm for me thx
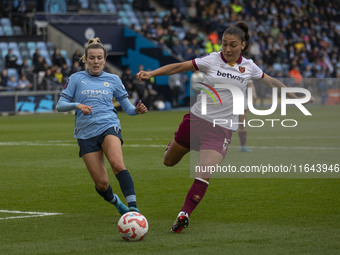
[262,73,314,104]
[136,61,195,81]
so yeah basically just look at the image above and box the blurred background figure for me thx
[6,75,18,91]
[169,73,186,108]
[17,74,32,91]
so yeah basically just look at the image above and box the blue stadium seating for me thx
[3,25,13,36]
[0,17,11,26]
[8,42,19,51]
[13,26,23,36]
[27,41,37,51]
[0,42,8,51]
[37,41,47,51]
[7,68,19,80]
[60,49,71,66]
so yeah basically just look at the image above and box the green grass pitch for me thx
[0,105,339,255]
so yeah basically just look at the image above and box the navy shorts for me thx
[77,127,123,157]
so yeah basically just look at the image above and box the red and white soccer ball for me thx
[117,212,148,241]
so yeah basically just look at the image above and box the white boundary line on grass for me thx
[0,210,62,220]
[0,141,339,151]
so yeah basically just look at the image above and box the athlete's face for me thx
[85,48,106,76]
[221,34,245,63]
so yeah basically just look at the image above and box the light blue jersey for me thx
[58,70,129,139]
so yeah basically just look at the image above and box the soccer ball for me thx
[117,212,148,241]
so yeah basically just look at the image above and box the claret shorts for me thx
[174,113,232,158]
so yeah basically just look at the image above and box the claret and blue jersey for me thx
[60,70,129,139]
[191,52,264,131]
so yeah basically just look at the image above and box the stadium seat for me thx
[12,49,21,59]
[37,41,48,51]
[60,49,71,66]
[158,11,169,18]
[121,17,131,26]
[46,41,55,51]
[106,3,116,12]
[0,17,11,26]
[123,3,132,11]
[1,50,7,59]
[8,42,19,51]
[126,11,137,20]
[13,26,23,35]
[18,42,27,51]
[39,49,52,66]
[135,11,144,19]
[3,25,13,36]
[39,49,49,57]
[79,0,89,9]
[0,42,8,51]
[20,49,30,59]
[26,59,33,67]
[27,41,37,51]
[98,3,108,13]
[0,26,4,36]
[118,11,127,18]
[44,56,52,66]
[29,49,36,58]
[7,68,19,80]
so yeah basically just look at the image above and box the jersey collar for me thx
[220,52,243,65]
[86,69,103,77]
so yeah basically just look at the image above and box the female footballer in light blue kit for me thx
[57,38,147,215]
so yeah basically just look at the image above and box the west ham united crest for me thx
[239,66,245,73]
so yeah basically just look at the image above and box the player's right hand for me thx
[77,104,93,115]
[136,71,151,81]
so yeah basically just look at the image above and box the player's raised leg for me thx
[82,150,129,215]
[102,135,139,212]
[172,149,222,233]
[164,138,190,166]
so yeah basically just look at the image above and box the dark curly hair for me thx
[222,21,250,53]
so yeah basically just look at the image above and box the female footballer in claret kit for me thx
[137,22,313,233]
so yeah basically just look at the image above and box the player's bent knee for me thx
[110,163,126,173]
[163,157,178,167]
[95,180,109,191]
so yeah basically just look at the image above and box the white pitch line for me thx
[0,141,339,151]
[250,136,340,140]
[125,144,340,151]
[0,142,74,146]
[0,210,62,220]
[238,145,340,151]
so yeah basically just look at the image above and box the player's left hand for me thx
[135,100,148,114]
[309,96,314,104]
[303,95,314,104]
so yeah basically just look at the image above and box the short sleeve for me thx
[113,75,129,101]
[250,60,264,80]
[193,54,212,74]
[60,74,78,100]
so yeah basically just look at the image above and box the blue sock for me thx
[115,170,137,208]
[95,185,117,204]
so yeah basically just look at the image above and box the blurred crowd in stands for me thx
[143,0,339,80]
[0,46,84,92]
[0,0,339,107]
